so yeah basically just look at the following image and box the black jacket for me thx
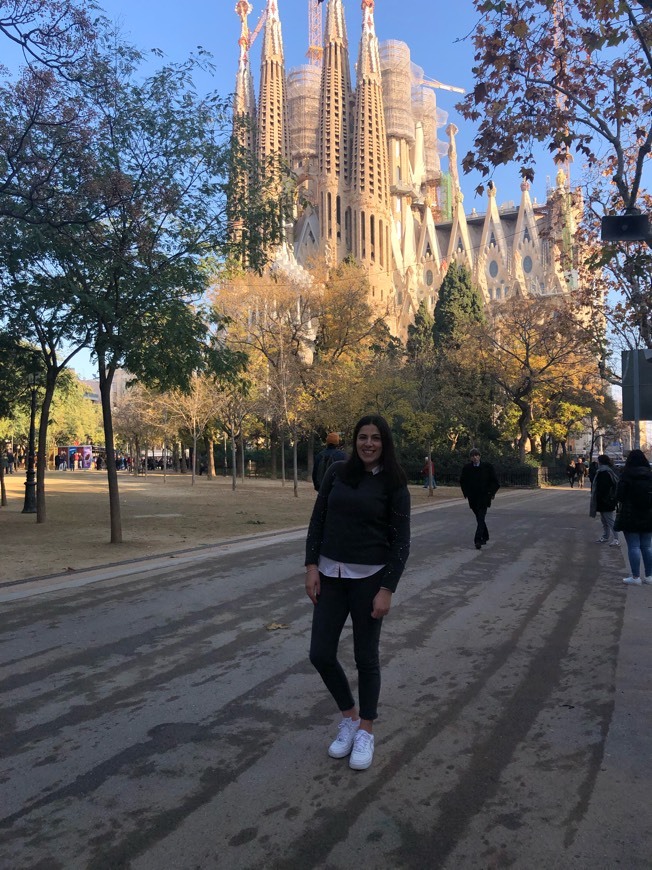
[311,445,348,491]
[305,462,411,592]
[460,461,500,509]
[590,464,618,515]
[615,465,652,533]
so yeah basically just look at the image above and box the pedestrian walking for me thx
[588,459,599,484]
[614,448,652,586]
[421,457,436,489]
[566,459,576,487]
[590,454,619,546]
[304,414,411,771]
[575,457,586,488]
[312,433,347,491]
[460,448,500,549]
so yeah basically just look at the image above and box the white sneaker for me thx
[609,539,620,547]
[623,576,642,586]
[596,537,608,543]
[643,576,652,585]
[328,717,360,758]
[349,730,375,770]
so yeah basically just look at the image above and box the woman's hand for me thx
[305,564,320,605]
[371,587,392,619]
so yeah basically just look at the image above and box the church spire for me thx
[317,0,353,261]
[234,1,256,149]
[257,0,289,165]
[350,0,392,298]
[351,0,390,210]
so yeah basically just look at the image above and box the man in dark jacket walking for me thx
[312,433,347,491]
[460,448,501,549]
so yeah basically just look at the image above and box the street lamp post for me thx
[22,373,38,514]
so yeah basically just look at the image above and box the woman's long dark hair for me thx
[340,414,407,490]
[625,448,651,468]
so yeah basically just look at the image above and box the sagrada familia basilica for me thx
[232,0,582,336]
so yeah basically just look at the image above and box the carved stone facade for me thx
[233,0,582,337]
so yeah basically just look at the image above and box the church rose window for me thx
[523,255,533,273]
[489,260,499,278]
[425,269,433,286]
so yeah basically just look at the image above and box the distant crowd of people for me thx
[566,456,590,487]
[1,448,25,473]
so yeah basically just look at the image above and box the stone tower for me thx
[349,0,394,312]
[257,0,290,167]
[317,0,353,265]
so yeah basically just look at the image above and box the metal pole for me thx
[633,350,641,449]
[22,384,37,514]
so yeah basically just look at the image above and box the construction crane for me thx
[249,6,267,48]
[417,74,465,95]
[234,1,266,57]
[552,0,572,185]
[307,0,323,66]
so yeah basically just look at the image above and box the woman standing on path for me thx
[304,414,411,771]
[590,454,620,546]
[614,448,652,586]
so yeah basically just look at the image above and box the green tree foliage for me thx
[0,24,276,538]
[406,301,435,361]
[48,370,102,446]
[477,295,599,462]
[225,119,295,272]
[433,262,485,346]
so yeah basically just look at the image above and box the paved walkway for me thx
[2,489,651,867]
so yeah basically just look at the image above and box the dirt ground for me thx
[0,470,459,583]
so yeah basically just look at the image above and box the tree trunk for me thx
[206,436,214,479]
[98,359,122,544]
[0,448,6,507]
[270,421,278,479]
[307,432,314,478]
[293,433,298,498]
[36,375,56,523]
[280,434,286,486]
[231,432,237,491]
[517,402,532,464]
[191,425,197,486]
[240,436,245,483]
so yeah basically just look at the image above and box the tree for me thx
[47,370,102,446]
[0,1,98,75]
[433,262,485,346]
[214,266,319,495]
[0,217,97,519]
[50,43,263,542]
[156,375,221,487]
[0,333,43,506]
[477,295,598,462]
[579,218,652,351]
[460,0,651,213]
[460,2,652,346]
